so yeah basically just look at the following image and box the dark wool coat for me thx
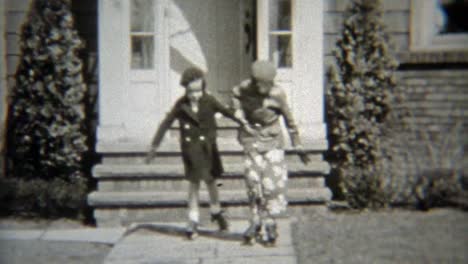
[151,93,239,182]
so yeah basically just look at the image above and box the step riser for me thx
[94,205,328,227]
[97,177,325,192]
[169,129,238,138]
[102,153,324,165]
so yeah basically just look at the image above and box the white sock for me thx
[188,209,199,223]
[210,204,221,215]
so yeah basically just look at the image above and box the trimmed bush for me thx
[0,176,88,218]
[3,0,91,218]
[326,0,399,208]
[6,0,87,181]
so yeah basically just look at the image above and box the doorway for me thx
[168,0,256,104]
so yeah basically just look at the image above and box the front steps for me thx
[89,121,331,227]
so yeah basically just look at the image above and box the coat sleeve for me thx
[209,94,247,126]
[150,102,178,149]
[231,80,250,124]
[274,88,302,147]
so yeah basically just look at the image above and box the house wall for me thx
[397,70,468,167]
[0,0,7,176]
[2,0,466,168]
[3,0,98,166]
[4,0,31,90]
[324,0,410,66]
[2,0,32,177]
[323,0,468,171]
[4,0,98,82]
[70,0,99,161]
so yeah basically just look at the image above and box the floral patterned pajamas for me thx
[232,75,303,242]
[244,148,288,224]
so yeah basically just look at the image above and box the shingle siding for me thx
[5,0,30,79]
[324,0,467,175]
[396,70,468,173]
[1,0,466,172]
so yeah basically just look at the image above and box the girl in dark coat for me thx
[146,67,250,239]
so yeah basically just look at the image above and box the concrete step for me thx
[97,138,328,154]
[93,162,329,192]
[88,188,332,208]
[91,125,331,226]
[93,204,328,227]
[92,162,330,179]
[168,126,239,138]
[102,151,325,165]
[91,188,331,227]
[97,176,326,192]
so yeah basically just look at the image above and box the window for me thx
[437,0,468,34]
[269,0,292,68]
[257,0,293,70]
[130,0,155,69]
[411,0,468,51]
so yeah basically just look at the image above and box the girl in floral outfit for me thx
[232,60,309,246]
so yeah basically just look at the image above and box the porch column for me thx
[96,0,170,152]
[96,0,129,149]
[292,0,326,143]
[257,0,326,144]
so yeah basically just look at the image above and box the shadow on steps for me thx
[122,222,244,242]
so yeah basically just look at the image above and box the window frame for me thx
[123,0,169,82]
[257,0,294,81]
[410,0,468,51]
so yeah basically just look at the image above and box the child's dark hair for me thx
[180,67,206,89]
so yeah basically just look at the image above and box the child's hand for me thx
[295,145,310,165]
[145,148,157,164]
[243,124,258,136]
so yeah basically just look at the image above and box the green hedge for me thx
[6,0,88,181]
[326,0,399,208]
[3,0,92,218]
[0,176,88,218]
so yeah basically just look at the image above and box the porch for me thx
[89,0,331,226]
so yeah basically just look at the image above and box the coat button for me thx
[199,135,205,141]
[184,124,190,130]
[185,137,191,142]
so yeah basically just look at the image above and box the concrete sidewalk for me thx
[0,223,124,264]
[0,219,297,264]
[104,220,297,264]
[0,226,126,244]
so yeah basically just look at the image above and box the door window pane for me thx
[131,0,154,32]
[269,0,291,31]
[268,0,292,68]
[131,36,154,69]
[269,35,292,68]
[130,0,155,70]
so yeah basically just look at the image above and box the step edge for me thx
[92,162,331,177]
[97,140,329,154]
[87,188,332,207]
